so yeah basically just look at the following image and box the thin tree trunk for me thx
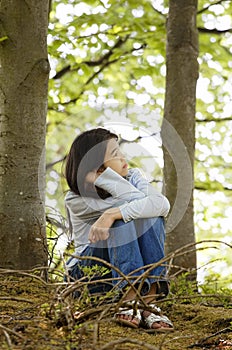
[0,1,50,269]
[162,0,198,276]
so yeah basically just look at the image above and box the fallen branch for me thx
[160,335,194,349]
[0,297,34,304]
[188,326,232,348]
[2,330,12,349]
[0,324,25,340]
[98,337,159,350]
[0,269,47,285]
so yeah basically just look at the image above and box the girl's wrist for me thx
[105,207,122,220]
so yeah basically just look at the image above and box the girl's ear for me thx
[97,165,105,174]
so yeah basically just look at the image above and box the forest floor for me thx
[0,271,232,350]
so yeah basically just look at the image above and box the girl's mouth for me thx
[123,163,128,169]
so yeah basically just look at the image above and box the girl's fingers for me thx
[88,230,96,243]
[89,227,109,242]
[103,231,110,240]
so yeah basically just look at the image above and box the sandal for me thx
[114,305,142,329]
[141,304,174,333]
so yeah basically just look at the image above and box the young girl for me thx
[64,128,174,331]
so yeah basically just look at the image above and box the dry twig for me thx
[2,330,12,349]
[0,297,34,304]
[188,326,232,348]
[98,337,159,350]
[0,324,25,340]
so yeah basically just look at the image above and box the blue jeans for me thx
[66,217,168,297]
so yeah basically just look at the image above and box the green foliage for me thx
[199,273,232,296]
[81,264,110,278]
[170,273,198,299]
[47,0,167,114]
[0,36,8,42]
[170,272,232,308]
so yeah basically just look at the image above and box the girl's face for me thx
[104,138,128,177]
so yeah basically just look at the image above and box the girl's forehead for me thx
[105,138,119,153]
[107,138,118,147]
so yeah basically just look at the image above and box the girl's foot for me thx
[115,307,141,328]
[141,305,174,332]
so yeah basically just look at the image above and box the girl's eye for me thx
[112,148,123,157]
[115,149,122,157]
[112,149,118,157]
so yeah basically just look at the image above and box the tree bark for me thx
[162,0,198,275]
[0,1,50,269]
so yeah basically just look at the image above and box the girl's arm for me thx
[88,207,122,243]
[95,167,170,222]
[89,168,146,243]
[94,167,145,201]
[88,167,170,243]
[66,167,145,221]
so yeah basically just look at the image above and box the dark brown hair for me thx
[65,128,118,198]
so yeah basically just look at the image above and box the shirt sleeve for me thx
[95,167,170,222]
[65,168,144,223]
[94,167,145,201]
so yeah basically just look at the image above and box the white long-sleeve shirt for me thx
[65,167,170,258]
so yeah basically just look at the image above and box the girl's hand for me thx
[88,208,122,243]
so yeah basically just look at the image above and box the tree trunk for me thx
[161,0,198,275]
[0,1,50,269]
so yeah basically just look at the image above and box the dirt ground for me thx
[0,272,231,350]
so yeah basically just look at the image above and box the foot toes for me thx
[142,309,174,331]
[151,322,162,329]
[115,309,141,328]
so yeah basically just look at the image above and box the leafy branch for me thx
[51,43,146,107]
[197,0,231,15]
[195,183,232,192]
[198,27,232,35]
[53,36,129,80]
[196,117,232,123]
